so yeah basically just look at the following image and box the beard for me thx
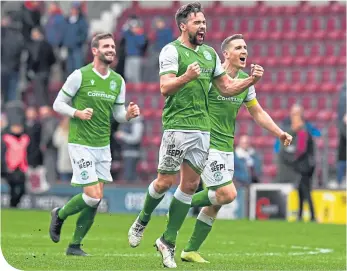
[99,52,114,65]
[188,31,202,46]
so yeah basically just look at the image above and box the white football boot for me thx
[154,237,177,268]
[128,216,146,248]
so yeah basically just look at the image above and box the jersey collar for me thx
[178,40,200,52]
[92,68,110,80]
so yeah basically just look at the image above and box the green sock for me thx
[70,204,99,245]
[191,189,212,207]
[58,193,89,220]
[184,213,213,252]
[163,196,191,245]
[139,190,164,223]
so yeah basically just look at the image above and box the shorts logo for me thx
[110,80,117,91]
[210,161,225,172]
[203,51,212,61]
[166,144,183,157]
[213,171,223,182]
[163,156,180,169]
[77,159,93,169]
[81,170,89,180]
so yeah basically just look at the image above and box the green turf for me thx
[1,209,346,270]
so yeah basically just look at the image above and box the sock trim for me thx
[208,190,218,205]
[82,193,101,207]
[174,187,192,205]
[197,211,214,227]
[148,181,165,199]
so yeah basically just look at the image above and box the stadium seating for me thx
[113,1,346,182]
[23,1,343,183]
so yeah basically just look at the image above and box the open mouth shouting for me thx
[196,30,205,43]
[239,57,246,65]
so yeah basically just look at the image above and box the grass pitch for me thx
[1,209,346,270]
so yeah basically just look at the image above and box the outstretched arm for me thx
[247,101,292,146]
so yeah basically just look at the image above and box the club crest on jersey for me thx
[203,51,212,61]
[90,80,95,85]
[110,80,117,91]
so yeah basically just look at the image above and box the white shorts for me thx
[68,144,112,186]
[201,149,234,188]
[158,130,210,175]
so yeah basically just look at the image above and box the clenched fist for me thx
[184,61,201,81]
[279,132,293,147]
[251,64,264,84]
[126,102,140,121]
[75,108,93,120]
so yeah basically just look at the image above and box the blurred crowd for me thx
[0,2,146,207]
[1,1,345,208]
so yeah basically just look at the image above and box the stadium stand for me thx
[8,0,346,183]
[113,1,346,182]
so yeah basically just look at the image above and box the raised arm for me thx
[158,44,199,96]
[160,62,200,97]
[213,64,263,97]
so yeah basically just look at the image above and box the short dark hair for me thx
[91,33,114,48]
[175,2,203,32]
[221,34,244,52]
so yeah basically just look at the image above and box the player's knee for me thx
[155,175,174,193]
[82,192,101,207]
[84,186,103,200]
[223,190,237,204]
[96,190,103,199]
[181,179,200,194]
[208,205,222,216]
[88,190,103,199]
[216,185,237,205]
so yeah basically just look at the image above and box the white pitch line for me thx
[2,233,124,242]
[10,249,334,258]
[4,235,334,258]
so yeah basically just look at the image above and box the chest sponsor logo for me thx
[200,67,214,75]
[88,91,116,100]
[217,95,243,104]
